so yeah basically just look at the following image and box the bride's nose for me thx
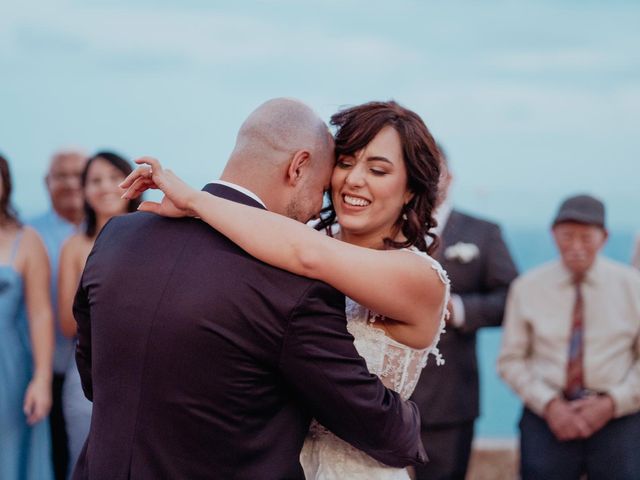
[344,165,366,188]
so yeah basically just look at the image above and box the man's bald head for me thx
[48,149,86,172]
[222,98,335,221]
[230,98,332,166]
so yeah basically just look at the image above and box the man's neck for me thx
[339,226,397,250]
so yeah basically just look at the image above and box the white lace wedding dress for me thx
[300,249,450,479]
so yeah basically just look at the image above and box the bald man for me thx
[72,99,427,479]
[29,149,86,479]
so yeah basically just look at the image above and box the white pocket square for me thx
[444,242,480,263]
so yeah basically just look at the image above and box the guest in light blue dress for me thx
[0,154,55,480]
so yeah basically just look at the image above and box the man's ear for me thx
[286,150,311,186]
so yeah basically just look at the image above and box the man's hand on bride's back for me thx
[120,157,198,218]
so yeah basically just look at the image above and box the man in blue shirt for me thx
[29,149,86,480]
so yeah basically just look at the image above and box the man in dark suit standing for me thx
[72,98,427,480]
[411,147,518,480]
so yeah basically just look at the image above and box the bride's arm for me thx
[122,158,446,348]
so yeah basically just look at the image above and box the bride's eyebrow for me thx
[367,156,393,164]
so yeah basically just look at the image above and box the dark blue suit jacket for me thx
[72,184,426,479]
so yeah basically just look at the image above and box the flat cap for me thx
[552,194,606,228]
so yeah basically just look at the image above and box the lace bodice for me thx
[301,250,450,479]
[346,249,448,400]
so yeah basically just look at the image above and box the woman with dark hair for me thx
[0,154,55,479]
[57,151,139,475]
[122,101,449,479]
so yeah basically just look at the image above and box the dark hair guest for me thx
[0,154,22,227]
[81,151,140,237]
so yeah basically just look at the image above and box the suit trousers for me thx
[520,407,640,480]
[414,421,474,480]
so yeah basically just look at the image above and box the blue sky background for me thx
[2,0,639,229]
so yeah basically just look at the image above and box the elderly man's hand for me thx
[543,397,592,441]
[571,394,615,436]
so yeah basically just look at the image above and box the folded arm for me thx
[497,283,557,416]
[608,326,640,417]
[280,281,427,467]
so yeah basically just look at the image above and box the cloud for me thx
[2,4,422,73]
[486,48,636,73]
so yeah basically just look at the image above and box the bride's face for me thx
[331,126,413,245]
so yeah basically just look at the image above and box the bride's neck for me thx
[338,228,407,251]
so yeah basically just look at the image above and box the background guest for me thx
[58,151,140,474]
[0,154,55,479]
[411,146,518,480]
[498,194,640,479]
[29,149,86,479]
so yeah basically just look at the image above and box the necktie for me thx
[564,277,585,400]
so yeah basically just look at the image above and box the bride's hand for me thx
[120,157,199,218]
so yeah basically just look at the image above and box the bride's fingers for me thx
[121,177,156,200]
[135,156,164,175]
[120,165,152,189]
[137,200,162,214]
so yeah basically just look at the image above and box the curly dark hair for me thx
[316,101,441,254]
[0,154,22,227]
[81,151,140,238]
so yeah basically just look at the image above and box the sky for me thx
[1,0,639,230]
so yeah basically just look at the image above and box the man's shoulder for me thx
[27,210,76,246]
[598,256,640,284]
[102,211,341,295]
[512,261,559,289]
[27,210,55,229]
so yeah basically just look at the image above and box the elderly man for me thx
[498,194,640,480]
[29,149,86,480]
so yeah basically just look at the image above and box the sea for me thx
[473,226,637,439]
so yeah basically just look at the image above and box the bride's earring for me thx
[401,204,409,222]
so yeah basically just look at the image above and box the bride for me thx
[121,100,450,479]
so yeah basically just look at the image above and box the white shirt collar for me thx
[210,180,266,208]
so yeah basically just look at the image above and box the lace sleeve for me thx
[404,248,450,367]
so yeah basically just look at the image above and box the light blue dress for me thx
[0,231,54,479]
[63,351,92,476]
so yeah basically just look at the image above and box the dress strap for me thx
[9,229,24,265]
